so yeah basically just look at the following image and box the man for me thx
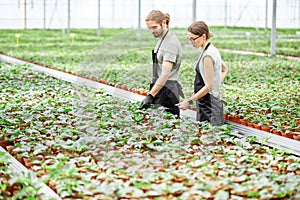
[139,10,184,117]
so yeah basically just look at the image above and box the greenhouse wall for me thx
[0,0,299,29]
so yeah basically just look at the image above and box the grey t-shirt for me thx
[154,31,182,81]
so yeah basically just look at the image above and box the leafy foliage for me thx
[0,62,300,199]
[0,28,299,132]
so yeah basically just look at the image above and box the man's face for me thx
[146,20,164,38]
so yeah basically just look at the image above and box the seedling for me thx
[15,33,21,46]
[69,33,76,43]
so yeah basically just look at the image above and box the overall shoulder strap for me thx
[195,42,211,68]
[155,30,169,53]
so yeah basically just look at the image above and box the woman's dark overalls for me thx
[194,43,225,126]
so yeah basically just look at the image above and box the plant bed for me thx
[0,62,300,199]
[0,150,50,199]
[0,28,299,135]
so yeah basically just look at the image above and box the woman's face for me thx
[188,32,203,49]
[146,20,165,38]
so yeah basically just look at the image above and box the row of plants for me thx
[0,150,48,199]
[0,28,299,138]
[210,27,300,57]
[2,27,299,58]
[223,56,299,139]
[1,62,300,199]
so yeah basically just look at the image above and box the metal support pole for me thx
[112,0,115,27]
[138,0,141,29]
[265,0,268,31]
[270,0,277,56]
[136,0,141,40]
[97,0,101,36]
[299,0,300,28]
[192,0,197,22]
[224,0,227,29]
[67,0,70,33]
[43,0,46,30]
[24,0,27,29]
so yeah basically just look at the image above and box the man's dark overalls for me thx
[150,31,184,117]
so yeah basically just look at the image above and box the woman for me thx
[176,21,228,126]
[139,10,184,117]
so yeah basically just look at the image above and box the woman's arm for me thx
[221,60,228,82]
[176,56,214,110]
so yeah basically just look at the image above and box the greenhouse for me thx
[0,0,299,199]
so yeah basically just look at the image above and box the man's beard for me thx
[153,28,164,38]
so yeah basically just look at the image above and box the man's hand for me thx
[139,94,154,109]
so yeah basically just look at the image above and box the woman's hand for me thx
[175,100,190,110]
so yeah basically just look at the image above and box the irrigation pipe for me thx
[1,53,300,157]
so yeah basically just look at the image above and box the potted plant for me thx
[293,131,300,141]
